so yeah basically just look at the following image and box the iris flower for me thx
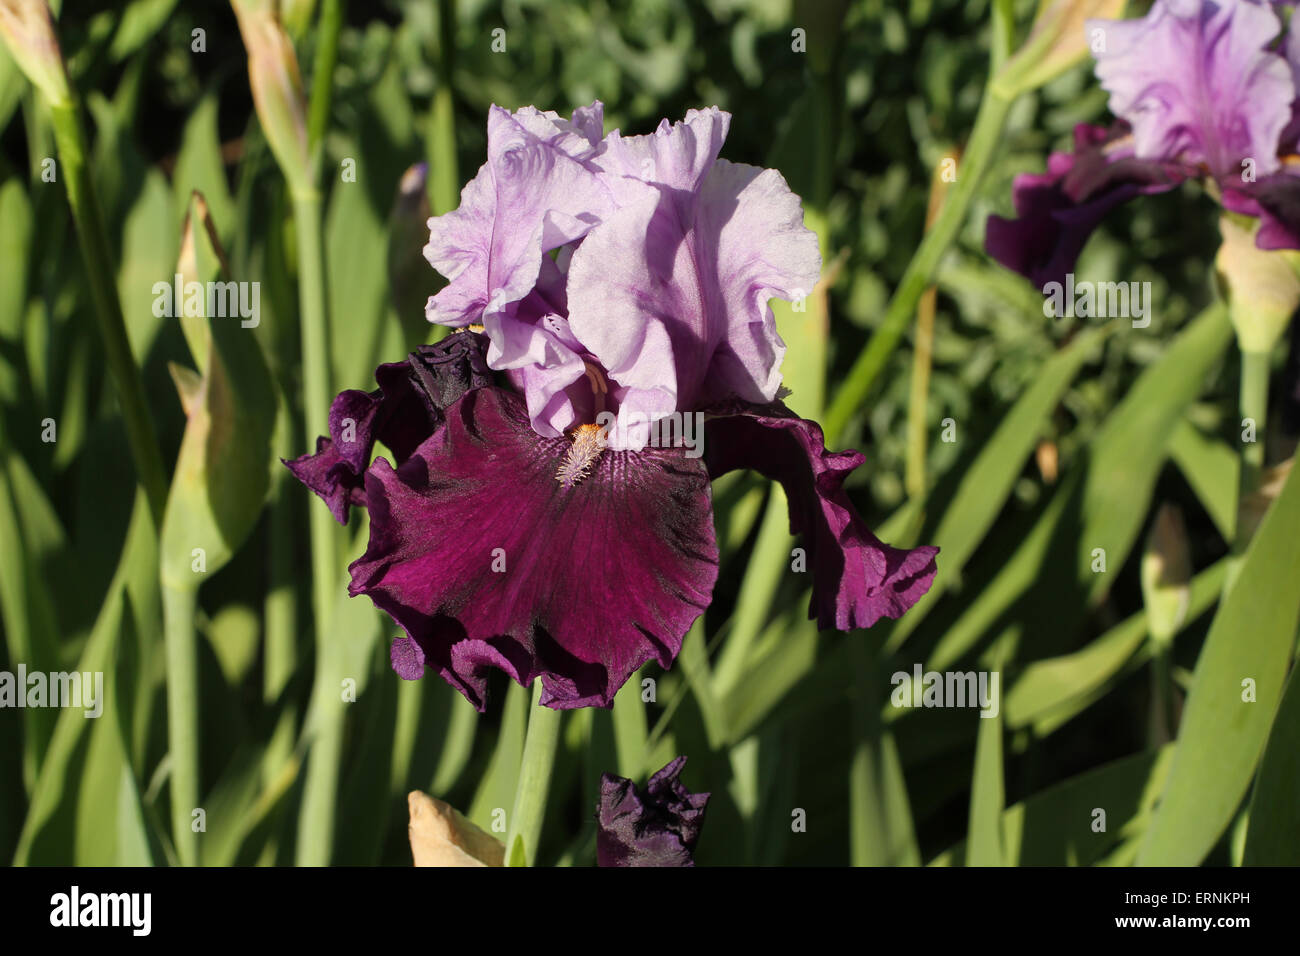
[289,103,939,711]
[597,757,708,867]
[987,0,1300,287]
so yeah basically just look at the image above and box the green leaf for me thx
[966,704,1005,865]
[172,93,236,242]
[0,178,32,341]
[0,448,64,791]
[13,493,157,865]
[1074,304,1232,606]
[0,43,22,134]
[326,144,399,390]
[888,325,1108,650]
[117,169,177,362]
[1137,462,1300,865]
[919,303,1232,671]
[467,680,528,834]
[722,610,819,744]
[1243,663,1300,864]
[848,642,920,866]
[934,746,1174,866]
[1167,416,1238,543]
[1004,559,1228,733]
[109,0,182,62]
[159,194,277,589]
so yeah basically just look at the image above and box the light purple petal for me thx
[566,125,820,436]
[1089,0,1293,180]
[423,103,619,329]
[596,107,731,202]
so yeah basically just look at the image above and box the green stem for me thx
[847,638,881,865]
[263,401,299,785]
[285,0,347,862]
[1150,642,1176,745]
[291,190,336,630]
[611,672,648,778]
[1237,349,1270,529]
[428,0,459,217]
[712,485,791,696]
[905,284,937,501]
[292,189,345,866]
[162,581,200,866]
[430,690,479,794]
[306,0,345,158]
[504,683,563,866]
[823,86,1015,442]
[47,100,168,524]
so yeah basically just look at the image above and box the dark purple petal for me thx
[703,401,938,630]
[285,332,493,524]
[1223,168,1300,250]
[985,124,1188,288]
[349,386,719,710]
[597,757,709,867]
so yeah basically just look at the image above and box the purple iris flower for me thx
[597,757,708,867]
[288,103,939,711]
[987,0,1300,287]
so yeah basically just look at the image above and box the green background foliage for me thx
[0,0,1295,866]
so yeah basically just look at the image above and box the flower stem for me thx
[292,187,346,866]
[1150,641,1177,745]
[711,485,791,696]
[505,683,563,866]
[427,0,460,217]
[823,86,1014,442]
[306,0,345,156]
[611,672,647,778]
[47,100,168,524]
[1237,348,1270,526]
[162,581,200,866]
[263,401,299,786]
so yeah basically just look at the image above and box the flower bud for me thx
[0,0,70,106]
[407,792,504,867]
[995,0,1127,98]
[1140,503,1192,647]
[231,0,311,195]
[1216,214,1300,354]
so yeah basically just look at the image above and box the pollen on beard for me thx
[556,423,606,487]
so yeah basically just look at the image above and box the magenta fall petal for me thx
[704,400,939,630]
[284,332,493,524]
[349,386,719,711]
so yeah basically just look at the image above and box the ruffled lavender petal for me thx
[284,332,493,524]
[423,103,622,330]
[703,401,938,630]
[1088,0,1293,180]
[985,124,1187,288]
[350,387,719,710]
[597,757,709,867]
[566,113,820,440]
